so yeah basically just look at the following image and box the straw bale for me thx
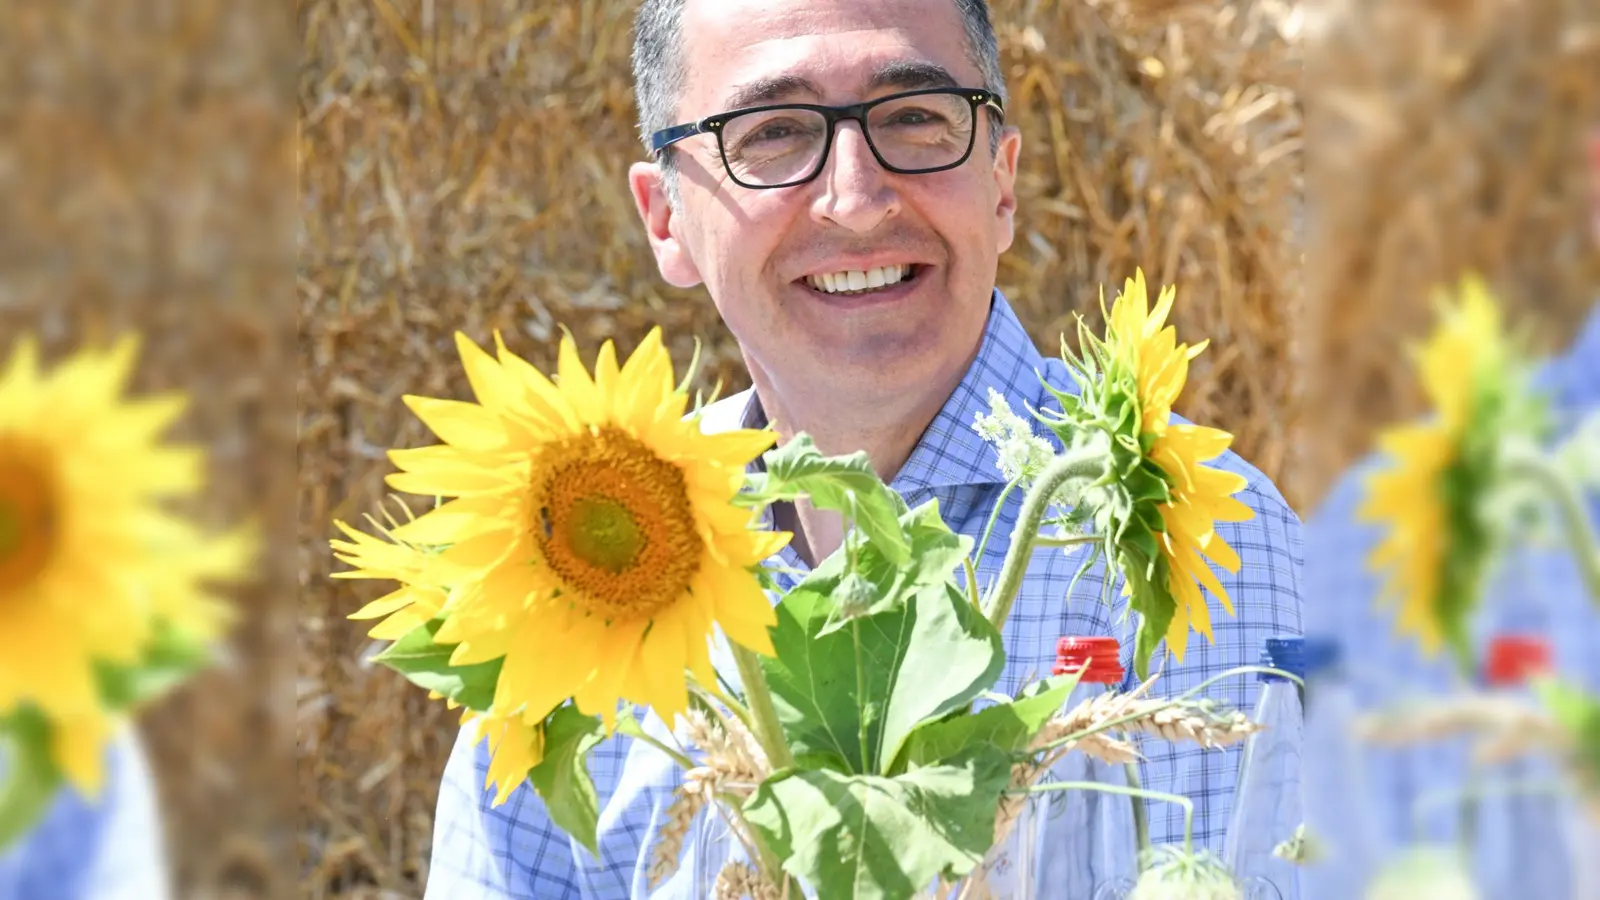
[1297,0,1600,505]
[297,0,1302,895]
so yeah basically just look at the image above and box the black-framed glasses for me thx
[649,86,1005,190]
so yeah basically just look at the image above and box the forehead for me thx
[676,0,979,114]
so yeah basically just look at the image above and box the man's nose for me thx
[811,120,900,235]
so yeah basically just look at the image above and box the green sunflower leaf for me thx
[1122,549,1176,681]
[742,743,1014,899]
[94,618,216,712]
[762,520,1003,775]
[0,707,63,852]
[746,434,912,566]
[1530,675,1600,807]
[528,704,607,859]
[893,669,1083,772]
[372,617,503,711]
[813,499,973,637]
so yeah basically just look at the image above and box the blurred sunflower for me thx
[0,335,251,795]
[1358,275,1516,667]
[375,327,789,740]
[1040,270,1253,677]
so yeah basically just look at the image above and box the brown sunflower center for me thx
[0,437,58,596]
[532,426,703,621]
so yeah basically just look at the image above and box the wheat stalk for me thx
[713,861,783,900]
[646,707,775,888]
[646,766,715,889]
[683,707,769,788]
[994,679,1261,847]
[1356,696,1564,758]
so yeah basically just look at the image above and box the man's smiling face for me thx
[633,0,1022,397]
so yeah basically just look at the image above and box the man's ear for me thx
[991,125,1023,256]
[629,161,703,288]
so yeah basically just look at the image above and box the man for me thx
[0,728,173,900]
[1302,127,1600,891]
[424,1,1304,897]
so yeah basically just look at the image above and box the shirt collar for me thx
[728,289,1071,492]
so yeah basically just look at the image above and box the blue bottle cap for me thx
[1300,636,1343,678]
[1258,636,1305,682]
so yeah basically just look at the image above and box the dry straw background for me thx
[293,0,1591,898]
[4,2,296,899]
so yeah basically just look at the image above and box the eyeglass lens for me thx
[719,92,977,187]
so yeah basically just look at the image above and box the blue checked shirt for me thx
[425,291,1306,899]
[0,727,173,900]
[1304,305,1600,861]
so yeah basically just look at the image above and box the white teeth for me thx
[806,264,911,294]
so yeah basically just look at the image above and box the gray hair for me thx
[631,0,1008,203]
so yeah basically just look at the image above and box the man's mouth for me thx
[802,264,920,296]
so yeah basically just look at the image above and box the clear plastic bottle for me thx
[1299,636,1382,900]
[1469,634,1576,900]
[1023,635,1143,900]
[1222,636,1305,900]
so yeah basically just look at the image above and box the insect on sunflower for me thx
[368,327,790,749]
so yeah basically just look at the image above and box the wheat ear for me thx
[713,861,782,900]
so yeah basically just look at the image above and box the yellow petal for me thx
[402,395,510,450]
[456,332,512,411]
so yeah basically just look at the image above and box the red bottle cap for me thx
[1482,634,1553,687]
[1054,636,1125,684]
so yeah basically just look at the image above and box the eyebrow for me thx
[719,61,961,112]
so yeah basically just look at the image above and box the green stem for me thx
[710,789,794,892]
[1123,762,1151,866]
[1502,443,1600,605]
[1018,779,1195,856]
[613,716,697,772]
[853,620,872,772]
[973,478,1022,566]
[730,643,794,771]
[982,445,1109,630]
[690,678,754,735]
[1033,534,1101,548]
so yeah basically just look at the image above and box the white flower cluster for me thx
[972,387,1056,488]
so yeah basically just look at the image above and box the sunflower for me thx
[374,327,789,740]
[332,500,449,641]
[459,705,547,806]
[1358,275,1515,665]
[0,334,251,795]
[1104,271,1254,659]
[1038,270,1252,676]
